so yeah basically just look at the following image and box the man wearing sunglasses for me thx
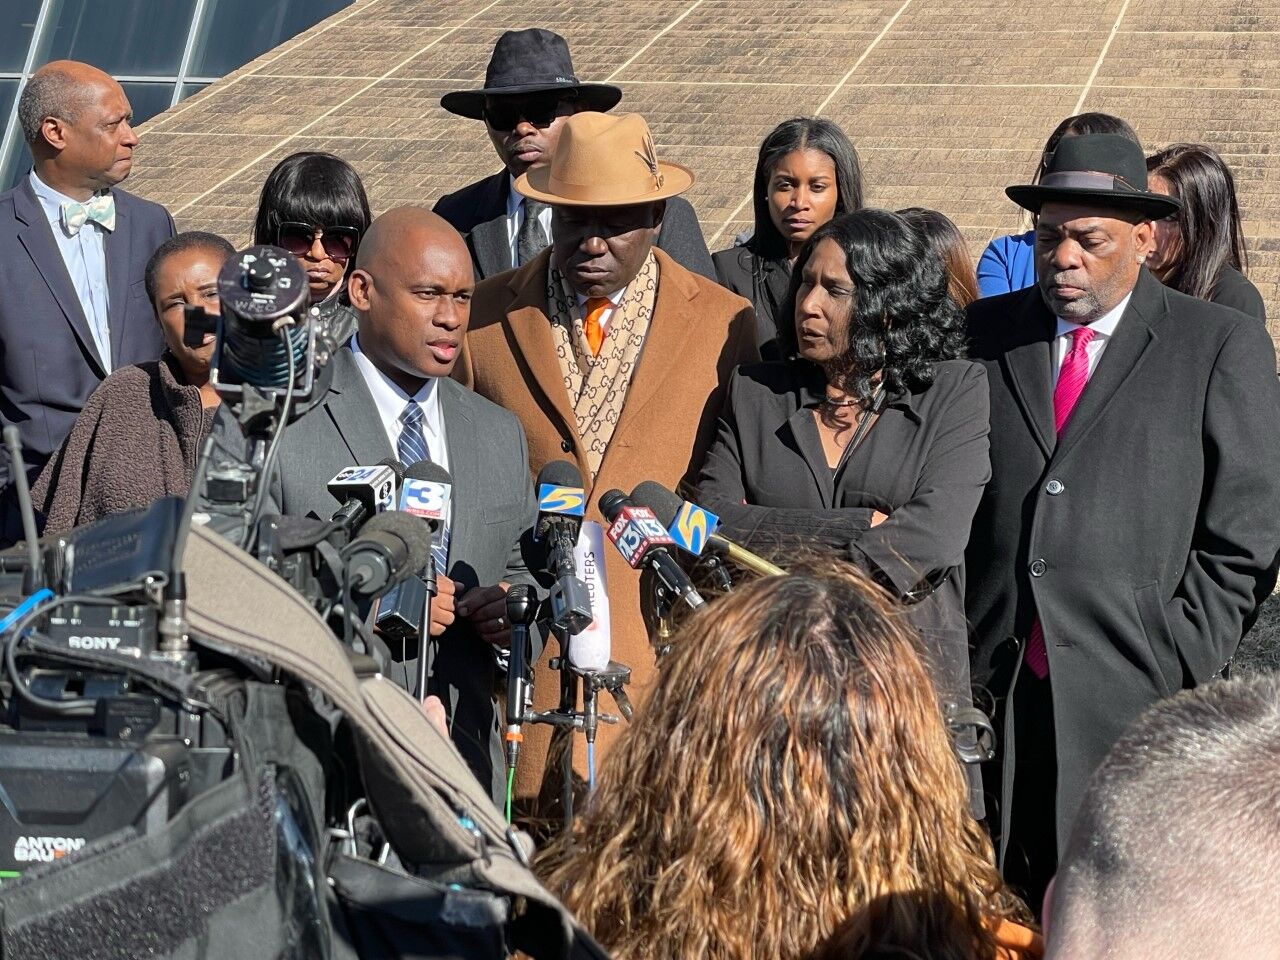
[434,28,715,282]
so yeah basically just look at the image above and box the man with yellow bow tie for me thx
[0,60,175,535]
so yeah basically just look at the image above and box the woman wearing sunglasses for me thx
[252,151,372,345]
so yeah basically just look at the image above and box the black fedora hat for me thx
[440,29,623,121]
[1006,133,1182,220]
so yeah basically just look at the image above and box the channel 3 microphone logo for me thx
[538,485,586,516]
[669,501,720,556]
[400,480,450,522]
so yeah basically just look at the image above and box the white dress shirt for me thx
[505,175,553,268]
[1053,292,1132,384]
[350,335,449,473]
[29,169,112,370]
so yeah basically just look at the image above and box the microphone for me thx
[598,490,705,612]
[327,459,401,537]
[504,583,539,788]
[341,510,433,598]
[397,460,452,702]
[629,481,785,579]
[535,460,592,636]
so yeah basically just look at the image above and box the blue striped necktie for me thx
[398,401,449,572]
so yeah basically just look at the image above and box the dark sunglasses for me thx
[277,221,360,261]
[483,94,573,132]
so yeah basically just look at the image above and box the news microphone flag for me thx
[400,477,451,571]
[328,464,397,513]
[537,484,586,518]
[667,501,720,556]
[605,504,676,569]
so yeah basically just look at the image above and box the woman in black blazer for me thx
[699,210,991,806]
[713,118,863,359]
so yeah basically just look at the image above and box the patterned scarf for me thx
[547,252,659,478]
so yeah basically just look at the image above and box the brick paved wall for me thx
[127,0,1279,339]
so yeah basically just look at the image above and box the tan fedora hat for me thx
[514,111,694,207]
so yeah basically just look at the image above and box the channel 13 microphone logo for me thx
[538,484,586,516]
[669,501,720,555]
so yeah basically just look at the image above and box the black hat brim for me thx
[440,82,623,120]
[1006,184,1181,220]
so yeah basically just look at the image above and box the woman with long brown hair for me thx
[538,560,1039,960]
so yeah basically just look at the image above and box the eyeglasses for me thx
[276,221,360,261]
[483,94,573,132]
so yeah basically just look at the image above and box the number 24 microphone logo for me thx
[539,485,585,516]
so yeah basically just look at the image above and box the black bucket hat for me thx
[1006,133,1182,220]
[440,29,623,121]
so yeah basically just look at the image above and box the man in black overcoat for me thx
[433,28,715,282]
[965,132,1280,911]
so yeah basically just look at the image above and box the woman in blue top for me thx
[977,113,1139,298]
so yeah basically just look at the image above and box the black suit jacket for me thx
[0,177,174,489]
[712,244,791,361]
[434,171,717,281]
[965,269,1280,853]
[269,347,543,805]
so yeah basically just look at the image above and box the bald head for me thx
[355,207,468,275]
[347,207,474,392]
[1047,675,1280,960]
[19,60,137,199]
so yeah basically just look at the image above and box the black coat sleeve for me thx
[697,370,877,548]
[657,197,716,281]
[847,364,991,595]
[1168,318,1280,681]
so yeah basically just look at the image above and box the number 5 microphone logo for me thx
[671,502,719,556]
[538,485,586,516]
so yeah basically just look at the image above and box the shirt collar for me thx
[575,286,627,310]
[1055,291,1132,342]
[350,334,441,423]
[29,169,102,226]
[795,361,923,424]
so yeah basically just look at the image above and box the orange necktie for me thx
[584,297,610,356]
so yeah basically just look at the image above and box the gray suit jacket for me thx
[433,171,717,282]
[0,176,175,492]
[269,346,542,804]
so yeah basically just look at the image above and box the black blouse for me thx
[712,245,791,361]
[696,359,992,699]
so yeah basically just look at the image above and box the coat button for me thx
[1029,559,1047,577]
[1046,479,1064,495]
[560,439,572,453]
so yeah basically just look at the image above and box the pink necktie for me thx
[1025,326,1096,679]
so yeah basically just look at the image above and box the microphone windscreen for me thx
[597,489,628,522]
[358,510,434,578]
[378,457,407,483]
[537,459,583,490]
[404,459,452,484]
[630,481,683,528]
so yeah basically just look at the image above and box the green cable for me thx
[505,766,516,822]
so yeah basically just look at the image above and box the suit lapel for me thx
[1000,291,1056,460]
[1051,273,1161,464]
[503,252,579,444]
[608,249,700,445]
[325,349,396,465]
[14,178,105,376]
[471,216,512,279]
[104,191,133,367]
[439,378,478,555]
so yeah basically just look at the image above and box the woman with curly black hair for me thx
[698,209,991,813]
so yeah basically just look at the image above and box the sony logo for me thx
[66,635,122,651]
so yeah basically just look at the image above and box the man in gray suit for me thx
[270,208,542,804]
[0,61,175,505]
